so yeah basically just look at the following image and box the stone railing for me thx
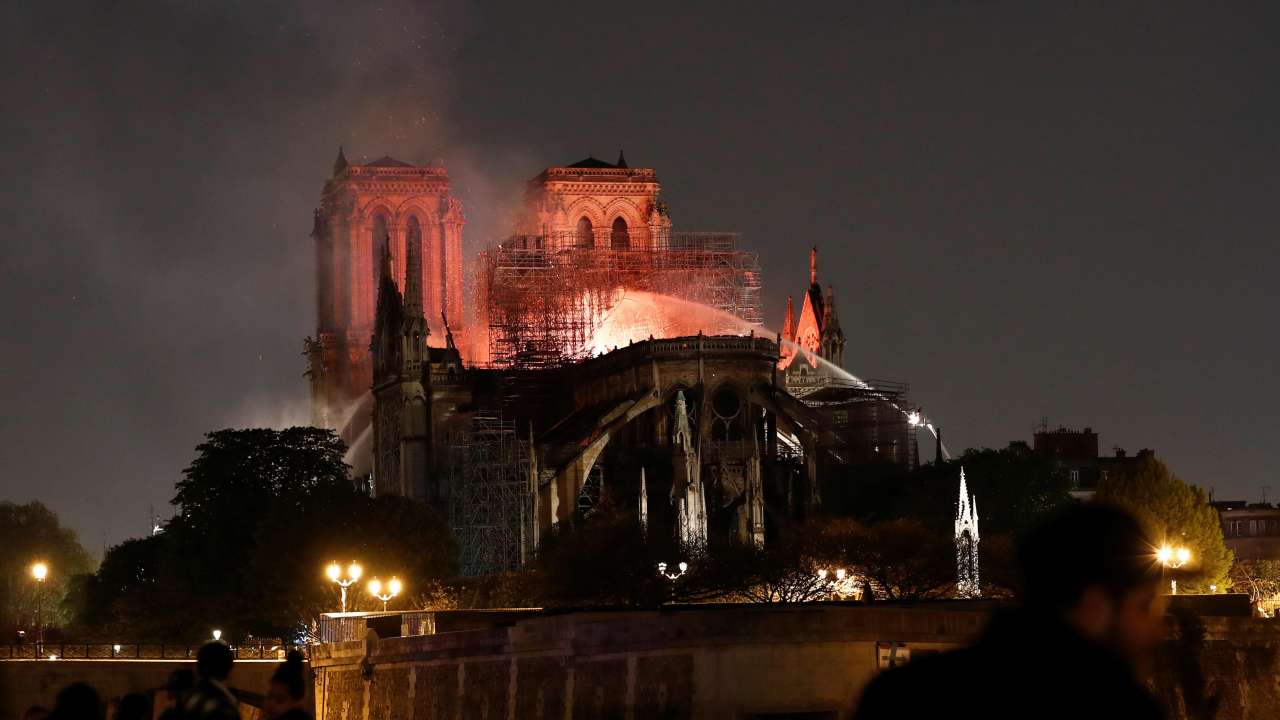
[0,642,297,661]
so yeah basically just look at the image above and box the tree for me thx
[823,444,1072,539]
[0,501,93,634]
[69,427,457,641]
[813,518,957,601]
[1229,560,1280,616]
[1095,454,1231,592]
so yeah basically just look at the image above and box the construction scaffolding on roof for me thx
[446,413,534,576]
[476,231,763,369]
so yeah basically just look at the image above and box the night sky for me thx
[3,1,1277,550]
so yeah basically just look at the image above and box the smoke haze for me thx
[2,1,1278,548]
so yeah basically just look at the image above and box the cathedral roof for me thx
[365,155,414,167]
[566,155,619,169]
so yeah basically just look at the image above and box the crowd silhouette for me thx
[24,643,312,720]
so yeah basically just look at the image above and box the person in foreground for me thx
[182,641,240,720]
[854,503,1166,719]
[264,650,313,720]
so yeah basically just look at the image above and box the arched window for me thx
[576,217,594,248]
[372,214,390,282]
[405,217,422,304]
[610,217,630,249]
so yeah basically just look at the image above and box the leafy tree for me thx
[1095,454,1231,592]
[69,427,456,641]
[0,501,93,634]
[824,445,1071,539]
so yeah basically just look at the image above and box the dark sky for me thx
[3,1,1277,551]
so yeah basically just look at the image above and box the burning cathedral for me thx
[305,150,919,574]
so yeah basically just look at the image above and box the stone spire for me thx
[638,467,648,533]
[809,245,818,286]
[955,467,980,598]
[782,295,795,341]
[616,149,628,168]
[671,390,707,549]
[333,146,349,175]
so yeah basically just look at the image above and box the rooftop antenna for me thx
[1263,485,1272,505]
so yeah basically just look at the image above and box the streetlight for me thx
[367,577,402,611]
[817,567,859,600]
[212,629,222,642]
[657,562,688,581]
[326,561,363,612]
[1157,544,1192,595]
[31,562,48,654]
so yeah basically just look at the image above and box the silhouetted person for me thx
[48,682,105,720]
[157,668,195,720]
[182,641,239,720]
[854,503,1166,719]
[113,693,151,720]
[264,651,312,720]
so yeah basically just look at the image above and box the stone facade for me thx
[514,153,671,250]
[306,150,465,473]
[307,604,1280,720]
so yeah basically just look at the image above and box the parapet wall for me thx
[310,604,987,720]
[310,603,1280,720]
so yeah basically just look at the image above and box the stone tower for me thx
[305,149,465,472]
[514,152,671,249]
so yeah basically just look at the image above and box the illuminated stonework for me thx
[955,468,980,598]
[305,149,465,471]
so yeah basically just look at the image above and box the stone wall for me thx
[310,603,1280,720]
[310,604,985,720]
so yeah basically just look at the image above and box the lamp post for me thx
[1157,545,1191,595]
[367,577,402,611]
[326,561,363,612]
[30,562,48,654]
[657,562,688,581]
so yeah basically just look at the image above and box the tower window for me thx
[611,217,630,249]
[576,217,594,248]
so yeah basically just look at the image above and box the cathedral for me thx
[306,150,919,574]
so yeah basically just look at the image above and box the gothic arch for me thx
[565,198,606,245]
[575,216,595,249]
[610,217,630,249]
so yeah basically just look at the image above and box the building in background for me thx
[1030,425,1149,500]
[1213,501,1280,560]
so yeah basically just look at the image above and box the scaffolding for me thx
[447,413,534,576]
[478,231,762,369]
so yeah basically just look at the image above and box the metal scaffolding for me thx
[478,231,762,369]
[447,413,534,576]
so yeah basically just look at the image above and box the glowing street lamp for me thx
[657,562,688,581]
[1157,544,1192,595]
[212,629,222,642]
[367,576,402,611]
[31,562,48,653]
[326,561,363,612]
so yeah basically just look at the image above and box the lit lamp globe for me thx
[326,563,341,582]
[367,578,383,597]
[347,562,362,581]
[31,562,49,582]
[389,577,403,597]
